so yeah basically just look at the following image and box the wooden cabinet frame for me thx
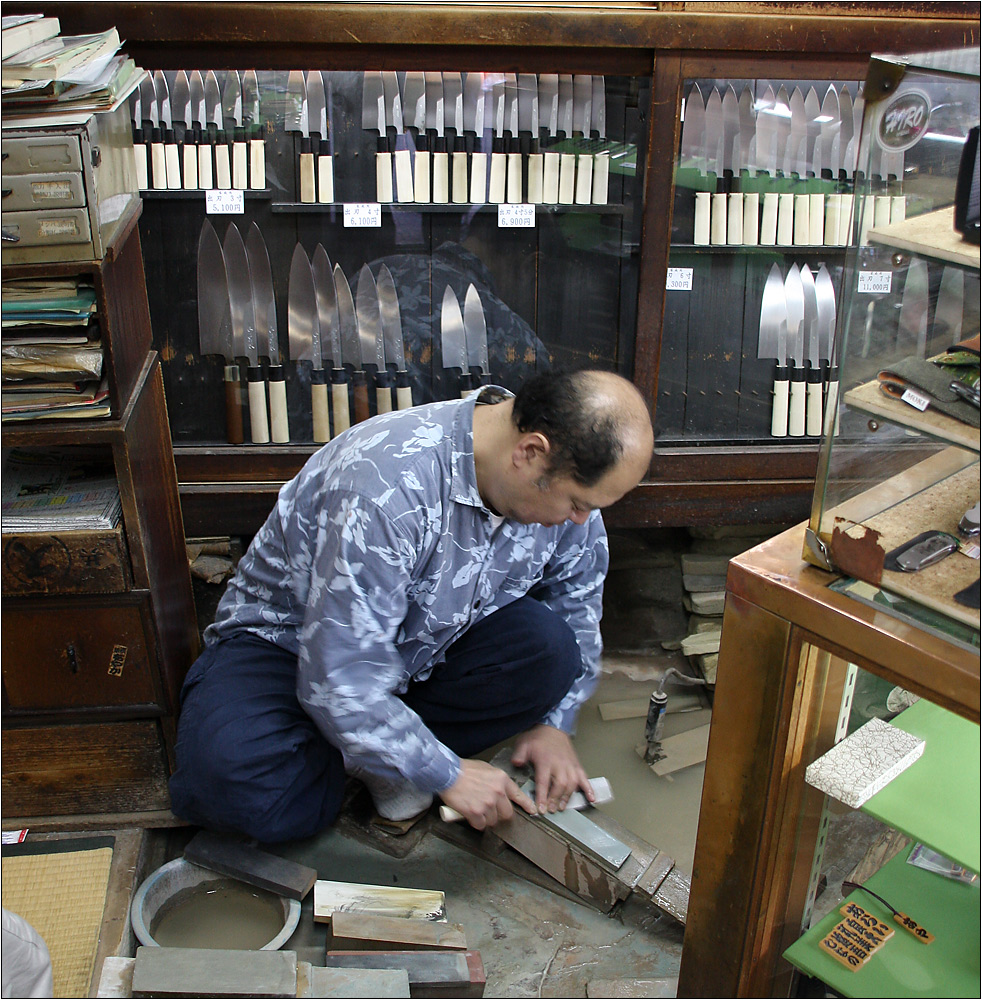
[10,2,976,534]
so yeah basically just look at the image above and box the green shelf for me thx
[785,844,980,997]
[862,700,980,875]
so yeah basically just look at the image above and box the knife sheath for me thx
[182,136,198,191]
[542,150,560,204]
[317,141,334,203]
[558,151,576,205]
[165,130,182,189]
[693,192,711,246]
[743,192,759,245]
[233,128,249,190]
[352,371,371,424]
[215,132,232,189]
[331,371,350,437]
[224,366,245,445]
[575,152,593,205]
[470,150,488,204]
[268,367,289,443]
[247,367,270,443]
[250,127,265,190]
[771,365,790,437]
[300,137,316,203]
[591,150,609,206]
[198,136,214,190]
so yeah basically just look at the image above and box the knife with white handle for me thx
[439,776,613,823]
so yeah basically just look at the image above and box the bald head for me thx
[511,370,654,486]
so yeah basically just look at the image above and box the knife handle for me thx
[558,152,576,205]
[311,369,330,443]
[837,193,855,246]
[233,128,249,190]
[771,366,789,438]
[352,370,371,424]
[224,366,245,445]
[414,146,431,203]
[824,194,841,248]
[726,192,744,245]
[710,192,727,244]
[330,372,350,437]
[376,138,393,203]
[268,366,289,443]
[542,150,561,204]
[247,368,270,444]
[488,144,507,204]
[693,192,711,246]
[809,193,825,245]
[777,192,795,245]
[182,135,198,191]
[150,130,167,189]
[317,142,334,203]
[458,371,477,398]
[250,127,266,190]
[452,150,469,204]
[395,147,414,203]
[806,374,824,437]
[527,151,544,205]
[395,371,413,411]
[432,147,449,204]
[759,191,779,245]
[165,130,182,189]
[824,368,840,437]
[469,151,488,204]
[215,132,232,189]
[375,369,394,414]
[133,131,149,190]
[793,193,811,245]
[591,150,609,206]
[575,153,593,205]
[198,136,213,189]
[743,192,759,245]
[788,370,806,437]
[507,150,523,204]
[300,137,316,203]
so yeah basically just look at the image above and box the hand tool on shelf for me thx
[487,73,507,204]
[538,73,560,205]
[441,285,472,398]
[463,284,490,388]
[363,71,389,203]
[504,73,523,204]
[204,69,225,188]
[759,262,789,437]
[703,86,725,244]
[557,73,576,204]
[403,71,428,203]
[383,70,412,204]
[463,71,487,205]
[355,264,390,415]
[130,79,149,189]
[429,72,449,204]
[153,70,180,189]
[172,70,196,190]
[518,73,540,204]
[305,70,332,202]
[814,263,838,435]
[377,264,413,410]
[222,68,247,190]
[189,69,208,189]
[335,264,369,424]
[443,71,467,204]
[288,242,329,444]
[720,84,742,244]
[799,264,823,436]
[242,69,264,190]
[591,75,609,205]
[679,82,709,245]
[313,246,349,438]
[784,262,807,437]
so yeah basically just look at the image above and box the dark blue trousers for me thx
[168,597,581,843]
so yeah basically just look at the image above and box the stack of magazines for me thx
[2,449,122,532]
[2,277,109,421]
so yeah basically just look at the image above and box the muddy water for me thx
[150,878,285,950]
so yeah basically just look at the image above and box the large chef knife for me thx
[572,74,593,204]
[221,69,247,190]
[153,70,181,189]
[557,73,576,204]
[246,222,288,443]
[720,84,742,244]
[784,263,806,437]
[443,71,467,204]
[803,85,826,245]
[703,87,725,244]
[362,71,390,203]
[799,265,823,436]
[773,85,795,246]
[384,70,412,204]
[520,73,542,204]
[172,70,196,190]
[818,85,841,247]
[896,258,930,358]
[197,219,244,444]
[189,70,208,188]
[403,71,428,203]
[814,264,838,436]
[335,264,368,424]
[591,75,609,205]
[504,73,522,203]
[681,83,710,245]
[288,243,330,444]
[487,73,507,204]
[754,84,779,245]
[242,69,264,190]
[787,87,810,246]
[737,86,758,244]
[223,222,270,444]
[305,70,325,199]
[377,264,412,410]
[285,71,311,202]
[441,285,472,398]
[356,265,390,415]
[313,245,348,438]
[759,263,789,437]
[464,71,487,204]
[538,73,560,205]
[463,284,490,388]
[131,78,149,189]
[429,72,448,203]
[204,70,224,189]
[308,70,334,203]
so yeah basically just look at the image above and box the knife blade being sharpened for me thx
[439,776,613,824]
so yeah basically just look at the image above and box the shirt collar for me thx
[449,385,512,510]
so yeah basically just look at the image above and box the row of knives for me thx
[197,219,494,445]
[360,71,611,206]
[679,82,904,248]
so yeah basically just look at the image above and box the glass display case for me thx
[803,48,981,638]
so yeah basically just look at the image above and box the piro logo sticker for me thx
[878,90,931,152]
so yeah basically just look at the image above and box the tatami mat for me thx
[2,845,114,998]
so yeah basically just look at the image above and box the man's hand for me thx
[439,759,536,831]
[511,724,592,814]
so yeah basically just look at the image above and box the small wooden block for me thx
[838,901,895,943]
[300,962,411,998]
[131,946,297,998]
[641,724,711,777]
[314,880,446,923]
[325,950,486,998]
[329,911,467,951]
[184,830,317,900]
[893,911,935,944]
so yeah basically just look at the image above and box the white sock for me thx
[356,772,433,821]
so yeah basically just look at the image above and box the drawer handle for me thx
[66,643,80,674]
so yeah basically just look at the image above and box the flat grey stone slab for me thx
[131,946,297,998]
[300,962,411,998]
[184,831,317,900]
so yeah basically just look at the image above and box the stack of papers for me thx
[2,277,109,421]
[2,449,122,532]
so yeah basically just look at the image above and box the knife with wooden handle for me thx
[378,264,412,410]
[288,243,327,444]
[313,245,344,441]
[335,264,366,425]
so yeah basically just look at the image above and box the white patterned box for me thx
[805,717,926,809]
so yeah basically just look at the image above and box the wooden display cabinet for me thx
[1,208,199,826]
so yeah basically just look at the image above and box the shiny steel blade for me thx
[558,74,574,136]
[518,73,537,136]
[758,263,786,361]
[286,70,307,133]
[680,83,704,165]
[153,69,172,128]
[312,245,338,369]
[800,266,819,367]
[245,222,279,363]
[222,222,257,365]
[306,70,326,137]
[404,70,426,131]
[425,71,443,132]
[787,87,806,175]
[383,70,403,133]
[784,264,805,366]
[130,84,141,125]
[504,74,520,136]
[463,284,489,374]
[737,86,754,167]
[572,74,591,136]
[592,75,606,139]
[815,264,837,365]
[443,71,463,133]
[139,73,156,127]
[204,70,222,128]
[333,264,360,369]
[838,87,854,172]
[363,70,385,134]
[491,76,506,138]
[721,85,740,173]
[441,286,468,372]
[172,70,191,128]
[355,264,385,370]
[704,87,724,177]
[197,219,232,361]
[463,71,485,136]
[189,70,205,128]
[803,86,821,171]
[288,243,318,365]
[819,85,840,175]
[242,69,260,127]
[773,85,792,172]
[377,265,405,371]
[754,85,777,174]
[221,68,242,128]
[539,73,559,135]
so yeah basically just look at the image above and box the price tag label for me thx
[666,267,694,291]
[901,387,931,411]
[206,189,245,214]
[344,203,382,228]
[498,203,536,228]
[858,271,892,294]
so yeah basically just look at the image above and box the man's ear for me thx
[512,431,551,470]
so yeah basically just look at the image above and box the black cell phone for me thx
[885,531,961,573]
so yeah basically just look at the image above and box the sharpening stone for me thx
[183,830,317,900]
[325,950,486,998]
[299,961,411,998]
[329,911,467,951]
[131,946,297,998]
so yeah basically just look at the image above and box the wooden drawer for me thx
[2,595,159,711]
[2,524,131,596]
[1,720,171,816]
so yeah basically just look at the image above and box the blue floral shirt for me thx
[205,388,608,794]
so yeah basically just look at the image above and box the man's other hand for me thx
[510,724,593,814]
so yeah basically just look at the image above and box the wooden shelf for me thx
[868,208,981,270]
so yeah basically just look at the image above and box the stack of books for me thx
[2,277,109,421]
[1,15,142,120]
